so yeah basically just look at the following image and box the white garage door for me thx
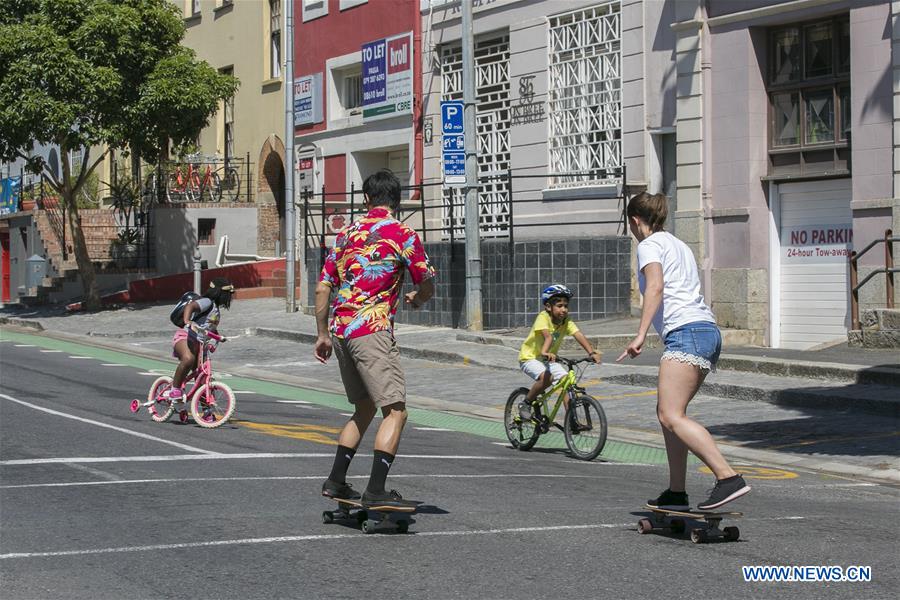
[778,179,852,349]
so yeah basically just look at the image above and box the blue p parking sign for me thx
[441,101,466,186]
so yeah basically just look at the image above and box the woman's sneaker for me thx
[647,489,690,510]
[697,475,751,510]
[321,479,361,500]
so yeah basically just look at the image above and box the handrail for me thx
[849,229,895,330]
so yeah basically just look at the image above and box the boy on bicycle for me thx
[519,285,602,407]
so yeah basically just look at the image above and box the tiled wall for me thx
[306,236,632,330]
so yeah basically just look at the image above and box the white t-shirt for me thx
[636,231,716,339]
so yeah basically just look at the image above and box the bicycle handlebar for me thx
[547,356,595,366]
[206,330,226,342]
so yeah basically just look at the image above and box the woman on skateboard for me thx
[617,192,750,511]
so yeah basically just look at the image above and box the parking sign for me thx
[441,101,466,186]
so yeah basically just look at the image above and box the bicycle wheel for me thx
[219,166,240,202]
[564,394,607,461]
[148,376,176,423]
[190,382,236,428]
[504,387,540,451]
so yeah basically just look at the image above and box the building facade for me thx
[177,0,287,259]
[671,0,897,348]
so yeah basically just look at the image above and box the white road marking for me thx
[14,344,36,347]
[276,399,310,404]
[40,350,63,353]
[101,363,127,367]
[137,372,158,376]
[1,453,525,466]
[233,391,257,395]
[0,523,634,559]
[2,473,620,490]
[68,356,93,359]
[414,427,453,432]
[0,393,214,455]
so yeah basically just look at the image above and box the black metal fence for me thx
[300,166,628,265]
[142,153,254,205]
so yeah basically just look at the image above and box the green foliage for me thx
[0,0,239,172]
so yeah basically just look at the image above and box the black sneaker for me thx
[321,479,361,500]
[647,489,690,510]
[697,475,751,511]
[361,488,416,509]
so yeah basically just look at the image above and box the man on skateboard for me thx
[314,169,435,509]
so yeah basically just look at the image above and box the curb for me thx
[605,372,900,417]
[0,317,44,331]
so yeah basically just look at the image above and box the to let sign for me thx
[362,32,413,121]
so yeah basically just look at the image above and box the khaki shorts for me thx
[333,331,406,408]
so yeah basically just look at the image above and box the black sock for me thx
[367,450,395,494]
[328,445,356,484]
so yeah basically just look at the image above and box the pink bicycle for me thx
[130,330,236,428]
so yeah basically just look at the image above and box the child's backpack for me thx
[169,291,212,328]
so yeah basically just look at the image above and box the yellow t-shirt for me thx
[518,311,580,362]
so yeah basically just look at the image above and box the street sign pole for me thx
[461,0,482,331]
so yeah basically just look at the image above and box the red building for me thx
[293,0,422,237]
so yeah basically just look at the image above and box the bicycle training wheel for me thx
[190,382,236,428]
[564,395,607,461]
[148,376,176,423]
[504,387,540,451]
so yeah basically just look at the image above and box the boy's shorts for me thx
[520,359,567,383]
[333,330,406,408]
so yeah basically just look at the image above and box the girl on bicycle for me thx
[617,192,750,511]
[168,277,235,401]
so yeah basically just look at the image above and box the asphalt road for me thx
[1,335,899,600]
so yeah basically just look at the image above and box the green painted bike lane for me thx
[0,328,683,465]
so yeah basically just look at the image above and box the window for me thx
[302,0,327,22]
[221,67,235,163]
[343,73,362,110]
[269,0,282,79]
[547,1,622,187]
[198,219,216,245]
[767,16,850,176]
[191,0,201,16]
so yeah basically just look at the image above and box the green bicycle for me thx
[504,356,608,461]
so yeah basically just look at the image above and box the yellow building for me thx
[173,0,288,255]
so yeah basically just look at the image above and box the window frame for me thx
[197,218,216,246]
[766,15,850,176]
[269,0,282,80]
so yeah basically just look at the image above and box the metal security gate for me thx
[778,178,852,349]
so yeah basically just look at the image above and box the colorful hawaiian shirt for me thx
[319,207,436,339]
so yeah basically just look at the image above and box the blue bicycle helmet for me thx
[541,284,573,304]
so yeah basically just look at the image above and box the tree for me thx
[0,0,238,310]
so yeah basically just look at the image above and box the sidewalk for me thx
[2,298,899,483]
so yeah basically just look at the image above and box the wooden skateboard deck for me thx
[638,504,743,543]
[322,496,417,534]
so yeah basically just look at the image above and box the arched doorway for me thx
[256,136,286,256]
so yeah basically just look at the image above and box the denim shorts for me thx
[662,322,722,372]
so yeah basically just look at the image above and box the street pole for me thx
[284,0,297,312]
[461,0,482,331]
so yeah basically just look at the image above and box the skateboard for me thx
[322,497,417,534]
[637,505,742,543]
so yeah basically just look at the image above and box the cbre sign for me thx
[362,32,413,122]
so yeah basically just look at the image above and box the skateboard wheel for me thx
[670,518,686,534]
[690,529,708,544]
[361,520,376,534]
[322,511,334,524]
[724,526,740,541]
[129,399,140,413]
[356,511,369,525]
[638,518,653,534]
[396,520,409,534]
